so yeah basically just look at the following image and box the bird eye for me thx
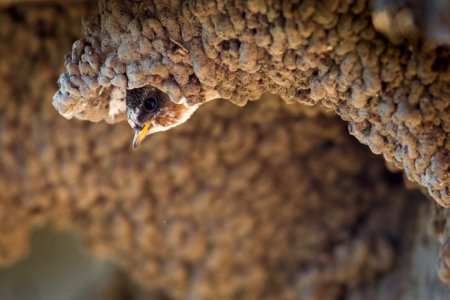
[144,97,157,111]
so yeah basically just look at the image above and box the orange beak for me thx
[132,119,154,149]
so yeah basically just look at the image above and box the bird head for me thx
[126,86,199,149]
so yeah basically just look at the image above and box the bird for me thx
[126,86,199,148]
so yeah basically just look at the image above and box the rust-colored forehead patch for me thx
[157,102,193,127]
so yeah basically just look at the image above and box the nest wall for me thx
[0,2,428,299]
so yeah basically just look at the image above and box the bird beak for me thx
[132,120,153,149]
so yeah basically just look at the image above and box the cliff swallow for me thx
[126,86,198,149]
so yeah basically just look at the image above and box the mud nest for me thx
[0,2,427,299]
[52,0,450,209]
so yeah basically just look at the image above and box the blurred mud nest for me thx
[0,2,431,299]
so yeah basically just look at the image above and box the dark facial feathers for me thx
[126,86,168,128]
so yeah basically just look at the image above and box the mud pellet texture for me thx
[0,3,417,299]
[53,0,450,208]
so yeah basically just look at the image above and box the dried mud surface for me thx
[0,2,424,299]
[53,0,450,207]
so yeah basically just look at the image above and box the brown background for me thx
[0,1,449,300]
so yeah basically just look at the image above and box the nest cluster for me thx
[53,0,450,208]
[0,2,420,298]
